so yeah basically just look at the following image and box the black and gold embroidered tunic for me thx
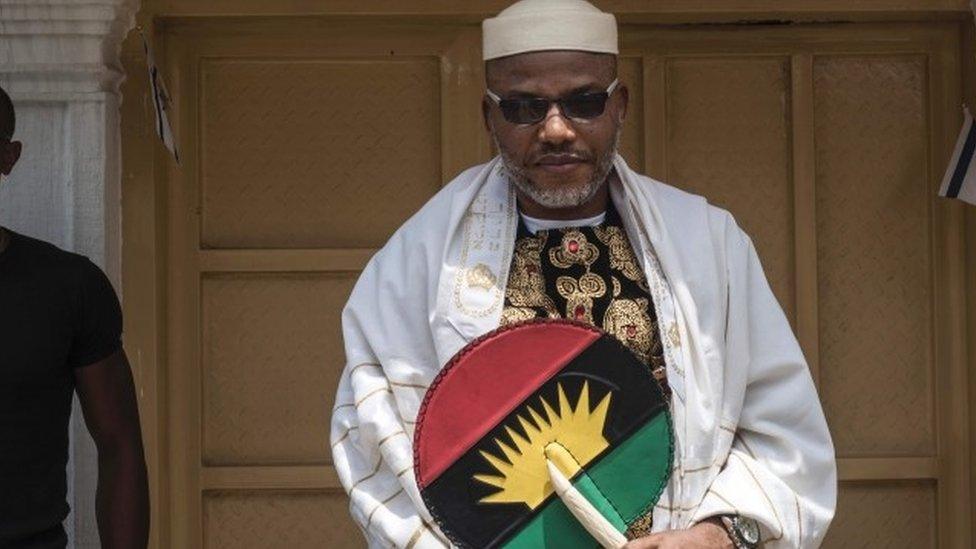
[500,204,668,397]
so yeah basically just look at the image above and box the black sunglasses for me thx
[486,79,619,126]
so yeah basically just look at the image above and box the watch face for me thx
[736,517,761,544]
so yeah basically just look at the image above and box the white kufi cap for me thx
[482,0,618,61]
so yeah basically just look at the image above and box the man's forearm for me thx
[96,444,150,549]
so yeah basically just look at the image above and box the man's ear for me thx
[482,96,493,134]
[616,84,629,125]
[0,141,22,176]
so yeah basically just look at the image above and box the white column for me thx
[0,1,138,546]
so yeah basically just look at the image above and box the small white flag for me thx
[938,107,976,206]
[138,28,180,164]
[945,1,976,205]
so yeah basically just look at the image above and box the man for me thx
[0,86,149,548]
[331,1,836,547]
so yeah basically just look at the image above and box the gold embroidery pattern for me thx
[451,185,516,318]
[603,297,653,364]
[500,306,538,326]
[594,225,649,291]
[651,364,668,394]
[625,510,654,539]
[501,209,669,399]
[465,263,497,290]
[556,273,606,324]
[500,233,559,325]
[667,322,681,348]
[549,229,599,269]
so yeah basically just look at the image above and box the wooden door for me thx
[159,18,488,548]
[616,24,970,548]
[132,13,971,549]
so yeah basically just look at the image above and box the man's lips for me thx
[534,154,589,173]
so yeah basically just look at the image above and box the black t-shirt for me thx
[0,231,122,548]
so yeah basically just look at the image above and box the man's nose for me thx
[537,103,576,145]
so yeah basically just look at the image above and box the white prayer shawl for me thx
[331,155,836,548]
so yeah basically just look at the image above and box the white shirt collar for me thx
[519,211,607,234]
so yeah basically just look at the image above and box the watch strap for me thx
[720,515,759,549]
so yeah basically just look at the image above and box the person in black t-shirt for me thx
[0,86,149,548]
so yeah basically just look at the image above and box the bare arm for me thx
[74,349,150,549]
[624,518,732,548]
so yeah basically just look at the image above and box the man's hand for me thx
[624,517,733,549]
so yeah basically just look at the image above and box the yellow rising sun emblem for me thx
[473,381,612,510]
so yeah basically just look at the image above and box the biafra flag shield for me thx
[414,319,673,548]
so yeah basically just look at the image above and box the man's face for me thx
[0,139,21,180]
[0,109,21,182]
[483,51,627,210]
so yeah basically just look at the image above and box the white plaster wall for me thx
[0,1,137,546]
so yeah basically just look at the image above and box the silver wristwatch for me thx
[720,515,761,549]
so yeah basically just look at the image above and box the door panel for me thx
[665,56,795,321]
[201,273,357,466]
[200,57,443,249]
[163,20,487,547]
[204,491,361,548]
[824,481,938,547]
[814,55,935,457]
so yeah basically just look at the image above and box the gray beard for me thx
[493,130,620,210]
